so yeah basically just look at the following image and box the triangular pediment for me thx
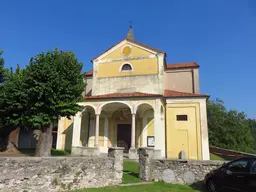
[92,38,164,62]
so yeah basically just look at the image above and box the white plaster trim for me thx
[166,98,208,103]
[78,103,97,113]
[93,39,160,62]
[134,102,155,114]
[119,62,134,72]
[93,40,127,61]
[97,54,157,64]
[154,99,165,157]
[104,117,109,148]
[98,101,133,114]
[127,41,158,54]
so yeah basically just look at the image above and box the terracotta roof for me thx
[91,38,165,62]
[84,90,208,99]
[164,90,208,98]
[85,92,161,99]
[85,69,93,77]
[166,62,199,70]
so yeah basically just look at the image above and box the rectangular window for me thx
[176,115,188,121]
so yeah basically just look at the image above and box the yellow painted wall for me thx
[62,117,73,151]
[166,103,202,160]
[97,58,158,78]
[147,118,154,137]
[99,118,104,147]
[136,118,142,147]
[102,42,153,59]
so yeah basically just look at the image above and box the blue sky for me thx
[1,0,255,118]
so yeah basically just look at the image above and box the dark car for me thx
[204,157,256,192]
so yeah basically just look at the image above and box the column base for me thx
[128,148,138,159]
[72,146,100,156]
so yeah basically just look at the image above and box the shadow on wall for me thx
[63,123,73,152]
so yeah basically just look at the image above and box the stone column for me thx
[95,114,100,147]
[129,113,138,159]
[131,113,136,148]
[154,99,165,158]
[72,112,82,147]
[138,147,154,181]
[108,147,124,184]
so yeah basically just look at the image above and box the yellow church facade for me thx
[56,27,210,160]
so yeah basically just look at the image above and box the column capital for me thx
[131,112,136,116]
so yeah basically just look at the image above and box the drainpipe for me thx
[191,69,195,93]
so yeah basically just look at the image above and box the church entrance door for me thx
[117,124,131,153]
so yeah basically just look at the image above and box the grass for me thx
[122,160,141,184]
[210,153,225,161]
[70,182,200,192]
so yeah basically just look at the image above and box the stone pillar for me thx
[200,99,210,160]
[138,147,154,181]
[95,114,100,147]
[108,147,124,184]
[154,99,165,158]
[131,113,136,148]
[129,113,138,159]
[72,112,82,147]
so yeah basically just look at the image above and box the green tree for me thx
[247,118,256,151]
[0,65,26,143]
[20,49,85,156]
[0,50,5,83]
[207,99,254,152]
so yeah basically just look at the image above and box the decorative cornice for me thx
[97,55,156,64]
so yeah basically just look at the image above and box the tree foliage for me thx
[0,50,5,83]
[247,118,256,152]
[207,99,254,152]
[0,49,85,156]
[21,49,85,129]
[0,65,26,138]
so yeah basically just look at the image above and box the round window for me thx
[122,46,131,56]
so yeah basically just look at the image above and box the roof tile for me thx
[84,90,208,99]
[164,90,208,98]
[166,62,199,69]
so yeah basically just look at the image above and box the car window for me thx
[227,159,249,173]
[251,160,256,173]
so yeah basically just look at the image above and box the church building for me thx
[56,27,210,160]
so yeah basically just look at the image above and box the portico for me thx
[57,95,166,158]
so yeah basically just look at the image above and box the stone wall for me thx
[138,148,225,184]
[0,147,123,192]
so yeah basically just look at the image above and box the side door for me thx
[223,158,250,191]
[247,159,256,192]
